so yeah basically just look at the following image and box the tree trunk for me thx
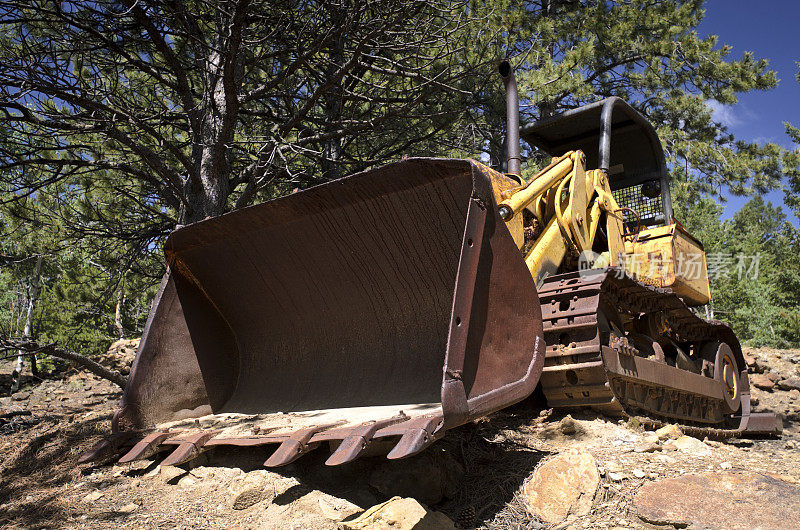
[537,0,558,120]
[114,272,126,340]
[181,3,248,224]
[322,23,345,181]
[12,255,42,392]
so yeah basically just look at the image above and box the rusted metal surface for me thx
[118,431,175,463]
[85,158,544,467]
[77,431,138,464]
[537,269,781,438]
[161,431,219,467]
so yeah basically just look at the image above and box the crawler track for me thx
[538,269,780,438]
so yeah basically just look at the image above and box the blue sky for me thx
[699,0,800,225]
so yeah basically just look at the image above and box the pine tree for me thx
[447,0,800,196]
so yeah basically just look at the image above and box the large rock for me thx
[558,414,579,435]
[539,414,585,439]
[522,449,599,523]
[778,377,800,391]
[672,435,711,456]
[341,497,455,530]
[101,338,140,374]
[369,448,464,506]
[229,470,277,510]
[654,424,682,441]
[635,471,800,528]
[751,374,775,391]
[159,465,185,484]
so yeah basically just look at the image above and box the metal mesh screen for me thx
[612,183,664,227]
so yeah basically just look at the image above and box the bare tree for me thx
[11,254,42,392]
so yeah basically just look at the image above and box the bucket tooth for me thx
[325,417,404,466]
[161,431,218,466]
[118,431,176,463]
[384,416,442,460]
[78,431,139,464]
[264,423,341,467]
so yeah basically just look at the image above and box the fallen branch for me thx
[0,338,127,390]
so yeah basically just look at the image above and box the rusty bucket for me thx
[103,158,544,467]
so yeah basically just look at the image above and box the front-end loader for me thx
[82,62,779,468]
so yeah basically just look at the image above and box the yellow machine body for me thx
[623,223,711,306]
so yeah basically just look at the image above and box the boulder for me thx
[369,448,464,506]
[777,377,800,391]
[559,414,579,435]
[522,449,599,522]
[654,424,682,441]
[673,435,711,457]
[341,497,456,530]
[229,470,276,510]
[159,465,185,484]
[11,391,31,402]
[789,389,800,401]
[766,371,782,383]
[635,471,800,528]
[98,338,140,375]
[117,503,138,514]
[751,374,774,391]
[540,415,585,439]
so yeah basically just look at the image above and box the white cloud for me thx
[705,99,741,128]
[752,136,778,145]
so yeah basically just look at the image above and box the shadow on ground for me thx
[0,411,112,529]
[201,399,553,528]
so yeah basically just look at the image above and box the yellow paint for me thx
[567,154,590,251]
[492,146,710,307]
[498,153,574,220]
[623,224,711,306]
[525,215,568,286]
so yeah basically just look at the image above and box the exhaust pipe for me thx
[498,60,521,177]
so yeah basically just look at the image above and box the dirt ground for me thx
[0,342,798,529]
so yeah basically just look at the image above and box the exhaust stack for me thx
[498,60,521,177]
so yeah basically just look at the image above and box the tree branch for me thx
[0,338,128,390]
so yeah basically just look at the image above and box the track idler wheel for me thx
[702,342,741,413]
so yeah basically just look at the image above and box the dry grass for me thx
[435,406,551,529]
[0,411,112,529]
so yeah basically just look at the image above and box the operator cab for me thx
[521,98,710,306]
[521,97,672,228]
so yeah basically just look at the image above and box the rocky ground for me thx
[0,341,798,529]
